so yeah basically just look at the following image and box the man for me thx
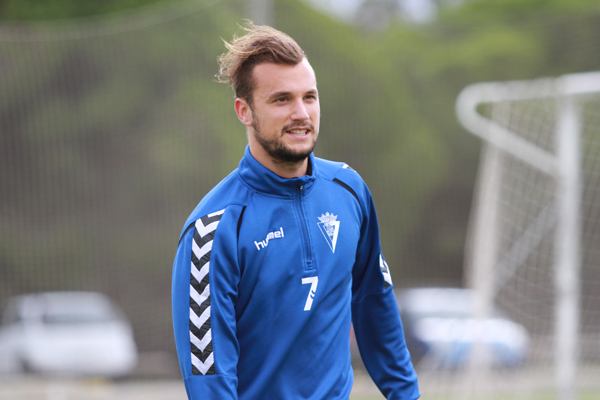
[171,22,420,400]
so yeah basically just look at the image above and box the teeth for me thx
[289,129,308,135]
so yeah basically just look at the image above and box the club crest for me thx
[317,212,340,253]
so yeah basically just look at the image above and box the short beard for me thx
[251,116,316,165]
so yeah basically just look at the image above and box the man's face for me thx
[236,58,320,174]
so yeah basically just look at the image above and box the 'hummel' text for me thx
[255,227,284,250]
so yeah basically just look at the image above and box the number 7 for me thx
[302,276,319,311]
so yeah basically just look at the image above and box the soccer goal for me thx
[451,72,600,400]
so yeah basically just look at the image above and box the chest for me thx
[236,185,362,297]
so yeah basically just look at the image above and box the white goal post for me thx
[456,71,600,400]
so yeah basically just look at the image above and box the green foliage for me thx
[444,0,600,22]
[0,0,166,20]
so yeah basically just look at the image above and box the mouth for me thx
[286,128,310,137]
[284,122,314,138]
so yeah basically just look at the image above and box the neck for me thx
[269,157,309,179]
[252,150,309,178]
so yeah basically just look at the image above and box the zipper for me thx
[295,184,314,270]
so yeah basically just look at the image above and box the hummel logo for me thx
[317,212,340,253]
[254,227,284,251]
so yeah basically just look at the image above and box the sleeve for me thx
[172,207,242,400]
[351,186,420,400]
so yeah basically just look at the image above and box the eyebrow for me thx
[267,89,319,101]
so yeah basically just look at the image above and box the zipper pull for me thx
[299,185,304,190]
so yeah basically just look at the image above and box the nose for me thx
[291,98,310,121]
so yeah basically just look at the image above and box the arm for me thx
[172,208,241,399]
[351,189,420,400]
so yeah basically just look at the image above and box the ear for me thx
[234,98,253,127]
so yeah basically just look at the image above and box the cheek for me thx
[311,109,321,125]
[310,103,320,118]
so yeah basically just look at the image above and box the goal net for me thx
[422,73,600,400]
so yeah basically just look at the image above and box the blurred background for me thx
[1,0,600,399]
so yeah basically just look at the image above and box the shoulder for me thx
[179,169,250,241]
[314,156,370,203]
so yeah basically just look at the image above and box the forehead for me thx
[251,58,317,99]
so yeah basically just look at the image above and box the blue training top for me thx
[172,146,420,400]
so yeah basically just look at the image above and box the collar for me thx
[237,145,317,197]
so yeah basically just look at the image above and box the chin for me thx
[289,138,316,154]
[271,144,314,164]
[289,145,316,159]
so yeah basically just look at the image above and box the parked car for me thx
[0,291,138,377]
[397,287,530,369]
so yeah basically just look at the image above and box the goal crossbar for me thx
[456,71,600,176]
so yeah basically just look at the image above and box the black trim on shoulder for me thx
[237,206,247,239]
[333,178,359,203]
[179,222,195,246]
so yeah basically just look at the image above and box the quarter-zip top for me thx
[172,144,420,400]
[295,183,315,271]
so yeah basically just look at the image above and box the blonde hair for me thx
[216,21,305,105]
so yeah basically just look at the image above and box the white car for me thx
[0,291,138,377]
[397,287,530,369]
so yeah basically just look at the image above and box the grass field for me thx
[1,368,599,400]
[0,375,385,400]
[351,366,600,400]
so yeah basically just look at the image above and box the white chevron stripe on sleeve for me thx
[191,326,212,352]
[195,219,221,238]
[189,281,210,312]
[192,352,214,375]
[190,304,211,329]
[208,209,225,218]
[189,209,224,376]
[190,259,210,287]
[191,234,213,260]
